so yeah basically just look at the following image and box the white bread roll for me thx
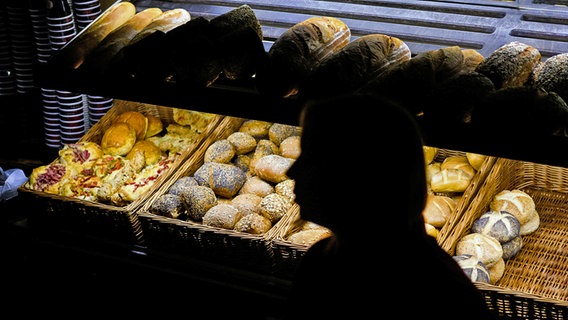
[471,210,521,243]
[520,209,540,235]
[441,155,476,178]
[423,146,438,165]
[430,168,472,193]
[456,233,503,267]
[231,193,262,216]
[452,254,490,283]
[489,189,536,225]
[422,194,456,228]
[466,152,487,171]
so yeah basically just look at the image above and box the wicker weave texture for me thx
[19,100,224,244]
[442,158,568,305]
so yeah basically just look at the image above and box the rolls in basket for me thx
[270,148,496,279]
[19,100,224,244]
[440,158,568,318]
[137,118,301,273]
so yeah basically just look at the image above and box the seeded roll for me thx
[453,254,491,283]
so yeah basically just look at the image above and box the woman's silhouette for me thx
[284,93,498,319]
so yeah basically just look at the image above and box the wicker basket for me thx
[136,116,292,273]
[270,148,496,279]
[18,100,224,244]
[440,157,568,310]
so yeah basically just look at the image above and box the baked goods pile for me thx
[149,120,302,235]
[453,189,539,284]
[422,146,488,239]
[25,108,216,206]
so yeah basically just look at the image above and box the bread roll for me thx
[114,111,149,141]
[430,168,472,193]
[254,154,295,183]
[425,223,439,239]
[27,163,70,194]
[58,141,103,169]
[422,194,456,228]
[204,139,236,163]
[233,213,272,234]
[144,115,164,138]
[260,193,292,223]
[101,122,137,156]
[299,33,411,100]
[466,152,486,171]
[461,48,484,72]
[79,7,163,75]
[471,210,521,243]
[456,233,503,268]
[52,1,137,69]
[168,176,199,196]
[532,52,568,103]
[227,132,257,155]
[231,193,262,217]
[423,146,438,165]
[202,203,242,229]
[475,41,541,89]
[279,136,301,159]
[149,193,185,219]
[489,189,536,225]
[193,162,247,198]
[501,235,523,260]
[126,140,163,169]
[249,139,280,171]
[238,120,273,139]
[275,179,296,202]
[268,123,302,146]
[288,228,333,246]
[239,176,274,197]
[256,16,351,97]
[487,257,505,284]
[520,209,540,235]
[440,156,476,178]
[452,254,490,283]
[180,185,218,222]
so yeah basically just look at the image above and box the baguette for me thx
[256,16,351,97]
[79,7,163,75]
[53,1,137,69]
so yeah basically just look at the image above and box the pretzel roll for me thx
[256,16,351,97]
[475,41,541,89]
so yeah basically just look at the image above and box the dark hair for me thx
[290,93,428,236]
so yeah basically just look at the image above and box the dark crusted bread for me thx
[475,41,541,89]
[532,52,568,103]
[255,16,351,97]
[299,33,411,101]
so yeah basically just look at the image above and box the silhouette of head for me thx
[287,93,428,238]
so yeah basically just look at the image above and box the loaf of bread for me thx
[456,232,503,267]
[52,1,137,69]
[452,254,491,283]
[299,33,411,101]
[78,7,163,75]
[475,41,541,89]
[532,52,568,103]
[256,16,351,97]
[471,210,521,243]
[129,8,191,46]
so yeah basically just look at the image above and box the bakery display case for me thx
[6,0,568,318]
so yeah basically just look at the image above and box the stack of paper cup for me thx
[0,5,16,97]
[6,1,35,94]
[72,0,101,31]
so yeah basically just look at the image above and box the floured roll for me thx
[471,210,521,243]
[456,233,503,267]
[489,189,535,225]
[256,16,351,97]
[453,254,490,283]
[520,209,540,235]
[487,257,505,284]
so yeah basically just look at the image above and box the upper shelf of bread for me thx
[37,0,568,167]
